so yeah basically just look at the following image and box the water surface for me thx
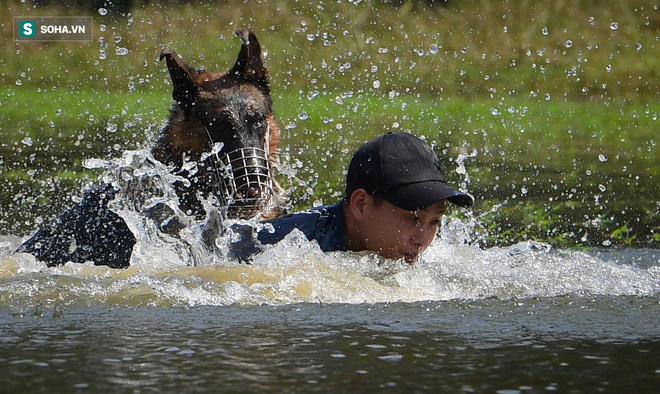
[2,224,659,392]
[2,297,659,393]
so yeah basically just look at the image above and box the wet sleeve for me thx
[226,223,264,263]
[15,184,136,269]
[256,212,320,245]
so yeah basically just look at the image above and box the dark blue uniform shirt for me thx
[257,202,347,252]
[18,184,348,266]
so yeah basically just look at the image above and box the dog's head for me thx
[153,29,282,218]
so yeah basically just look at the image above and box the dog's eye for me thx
[249,114,267,130]
[253,118,265,129]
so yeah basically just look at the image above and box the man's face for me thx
[361,197,446,265]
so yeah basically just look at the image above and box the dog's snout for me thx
[208,147,273,218]
[247,187,260,198]
[235,185,262,199]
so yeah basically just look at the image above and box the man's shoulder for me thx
[266,203,342,226]
[257,202,346,249]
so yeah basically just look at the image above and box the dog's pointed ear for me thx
[160,48,199,107]
[230,28,271,93]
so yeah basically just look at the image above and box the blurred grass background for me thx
[1,0,658,248]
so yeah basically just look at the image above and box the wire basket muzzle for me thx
[209,147,274,217]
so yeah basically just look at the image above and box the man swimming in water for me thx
[248,132,474,264]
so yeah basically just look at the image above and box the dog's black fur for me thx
[16,28,284,268]
[152,28,283,217]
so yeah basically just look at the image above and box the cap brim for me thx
[382,181,474,211]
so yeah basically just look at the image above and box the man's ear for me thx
[348,189,370,220]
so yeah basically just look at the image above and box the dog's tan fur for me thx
[151,28,284,217]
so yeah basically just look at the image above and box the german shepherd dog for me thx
[154,28,283,219]
[16,28,285,268]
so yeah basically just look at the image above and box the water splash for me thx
[2,147,659,309]
[2,213,658,309]
[455,148,478,190]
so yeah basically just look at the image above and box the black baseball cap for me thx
[346,132,474,210]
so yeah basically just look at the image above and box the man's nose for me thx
[412,223,436,247]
